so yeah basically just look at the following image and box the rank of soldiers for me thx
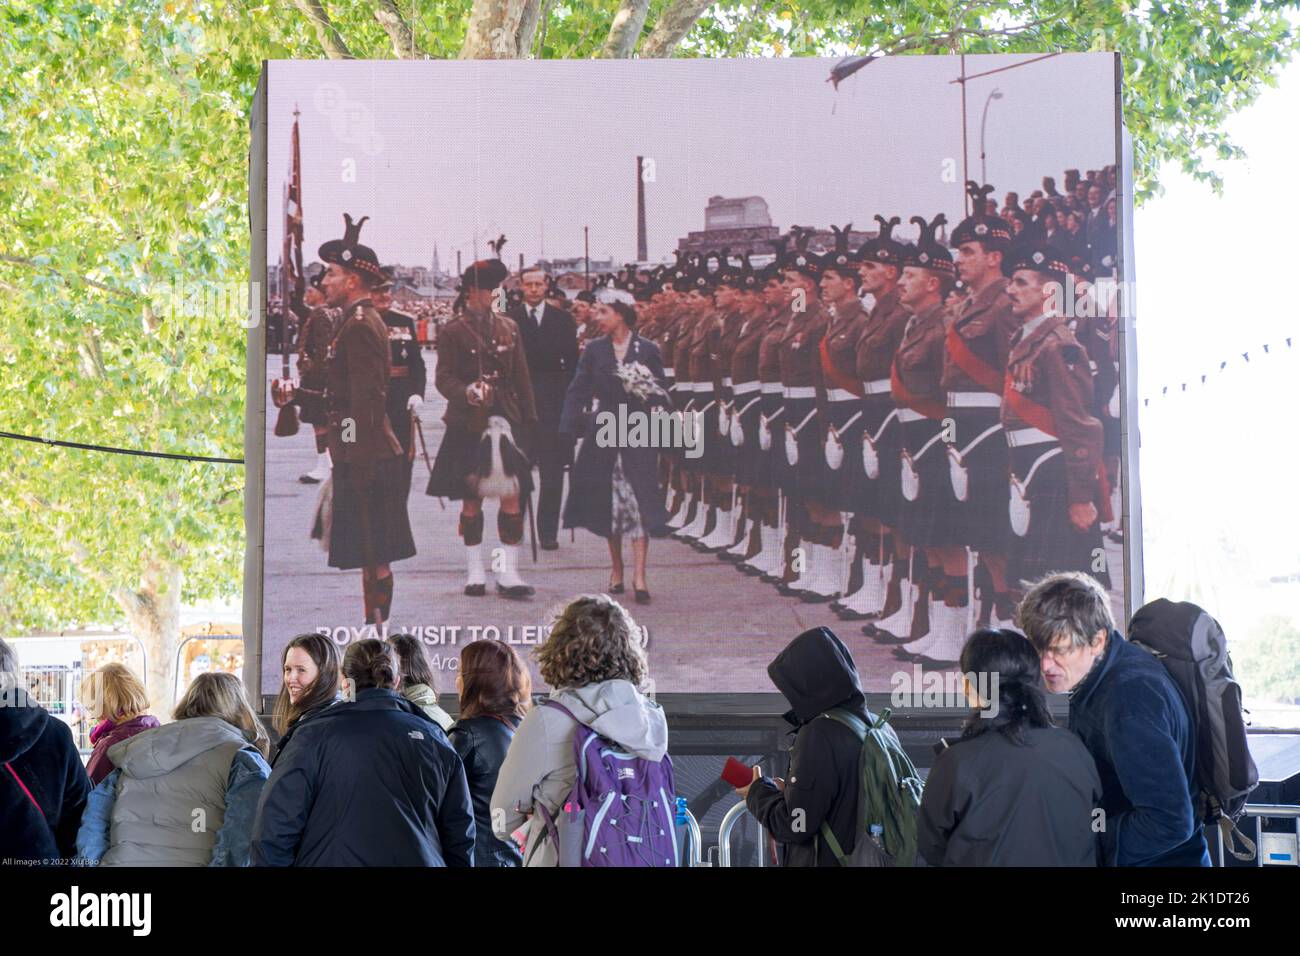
[280,176,1121,663]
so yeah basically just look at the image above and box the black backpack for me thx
[1128,598,1259,861]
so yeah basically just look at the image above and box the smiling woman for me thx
[270,632,340,766]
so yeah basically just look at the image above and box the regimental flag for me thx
[281,105,305,326]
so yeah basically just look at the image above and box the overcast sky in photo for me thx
[265,54,1116,269]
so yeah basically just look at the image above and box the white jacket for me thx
[489,679,668,866]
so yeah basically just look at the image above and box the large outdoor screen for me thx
[248,54,1133,703]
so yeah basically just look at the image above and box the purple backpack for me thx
[535,700,679,867]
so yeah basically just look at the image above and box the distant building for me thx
[676,194,876,259]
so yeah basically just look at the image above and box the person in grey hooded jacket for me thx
[76,672,272,867]
[490,595,668,866]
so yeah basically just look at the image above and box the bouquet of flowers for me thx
[614,361,670,403]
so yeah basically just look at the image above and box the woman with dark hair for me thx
[388,633,453,732]
[251,639,475,866]
[490,596,668,866]
[559,291,671,602]
[270,633,341,767]
[917,628,1102,866]
[448,640,532,867]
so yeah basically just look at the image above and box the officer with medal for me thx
[316,213,416,626]
[869,215,969,666]
[294,271,338,486]
[774,230,839,602]
[1001,243,1109,594]
[836,216,911,623]
[426,248,539,599]
[371,276,427,486]
[943,183,1020,629]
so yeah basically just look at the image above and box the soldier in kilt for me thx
[773,231,838,602]
[294,271,337,485]
[1001,243,1110,595]
[426,253,539,599]
[838,217,911,623]
[944,184,1020,629]
[316,214,417,626]
[870,215,970,666]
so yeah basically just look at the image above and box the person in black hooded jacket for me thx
[0,638,92,864]
[250,639,475,866]
[739,626,871,867]
[917,628,1102,866]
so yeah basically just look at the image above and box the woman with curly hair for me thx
[489,595,668,866]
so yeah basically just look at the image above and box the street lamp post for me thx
[980,88,1003,187]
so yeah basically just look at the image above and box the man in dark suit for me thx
[510,266,579,549]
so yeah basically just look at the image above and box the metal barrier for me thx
[717,798,768,867]
[678,805,707,867]
[1217,804,1300,866]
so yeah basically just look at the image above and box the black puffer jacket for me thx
[251,688,474,866]
[918,725,1102,866]
[0,688,91,864]
[448,714,523,867]
[746,627,871,867]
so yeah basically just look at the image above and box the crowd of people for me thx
[1,570,1213,868]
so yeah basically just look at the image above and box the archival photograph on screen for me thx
[258,54,1127,696]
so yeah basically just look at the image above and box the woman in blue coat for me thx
[560,290,671,603]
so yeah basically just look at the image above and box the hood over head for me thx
[767,627,865,724]
[0,688,50,764]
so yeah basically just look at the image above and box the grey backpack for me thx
[1128,598,1259,861]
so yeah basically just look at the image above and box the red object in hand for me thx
[721,756,754,789]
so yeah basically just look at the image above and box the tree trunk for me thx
[114,563,183,721]
[516,0,544,57]
[292,0,353,59]
[460,0,529,59]
[602,0,651,58]
[638,0,713,58]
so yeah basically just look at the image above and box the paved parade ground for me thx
[261,351,1124,695]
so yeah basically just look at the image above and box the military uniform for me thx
[380,306,426,457]
[295,305,337,427]
[323,298,417,573]
[426,305,537,500]
[1002,311,1108,588]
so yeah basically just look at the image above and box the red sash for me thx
[891,360,946,421]
[820,338,864,396]
[946,323,1003,394]
[1002,372,1113,521]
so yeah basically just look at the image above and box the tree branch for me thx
[460,0,529,59]
[293,0,353,59]
[373,0,425,58]
[0,254,136,300]
[517,0,544,57]
[602,0,650,58]
[638,0,713,58]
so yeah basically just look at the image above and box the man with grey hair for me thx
[1018,572,1210,866]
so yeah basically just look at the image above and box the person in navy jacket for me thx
[1018,572,1210,866]
[559,290,671,601]
[251,639,474,867]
